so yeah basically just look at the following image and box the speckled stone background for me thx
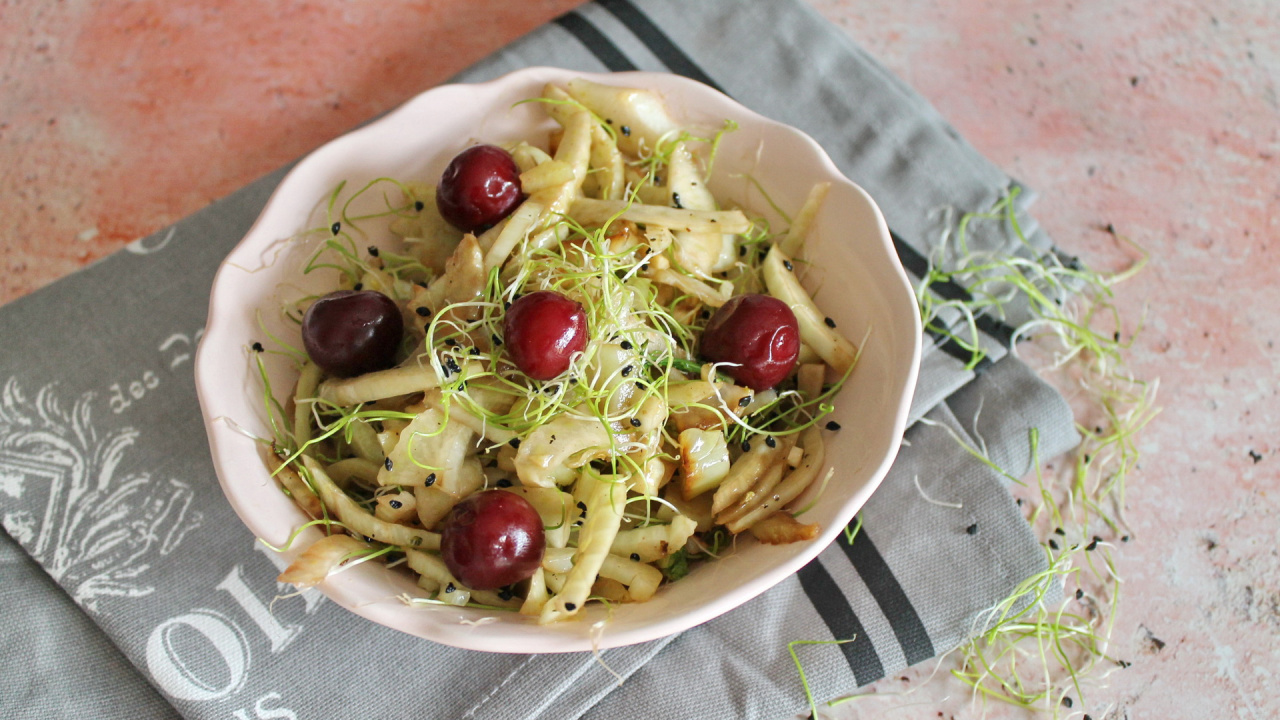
[1,1,1276,718]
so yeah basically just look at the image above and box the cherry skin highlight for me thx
[502,291,589,380]
[436,144,523,233]
[440,490,545,591]
[301,290,403,377]
[698,294,801,390]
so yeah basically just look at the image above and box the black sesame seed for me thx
[765,436,777,448]
[966,523,979,535]
[1114,331,1121,342]
[825,421,841,431]
[1075,588,1084,600]
[621,365,633,377]
[738,396,751,407]
[630,417,642,427]
[492,334,503,347]
[446,358,461,373]
[496,478,512,487]
[368,245,380,257]
[445,338,457,346]
[251,341,264,352]
[824,316,837,328]
[1084,715,1093,720]
[415,306,431,317]
[620,125,631,136]
[671,192,683,209]
[389,499,403,509]
[424,473,436,486]
[630,553,641,562]
[331,221,341,235]
[509,438,521,449]
[384,457,394,471]
[569,376,578,384]
[620,340,633,350]
[364,536,374,543]
[1048,538,1059,550]
[564,602,578,611]
[1061,696,1073,708]
[499,588,513,601]
[1055,527,1065,536]
[699,309,711,319]
[414,200,424,211]
[445,583,455,593]
[741,440,751,453]
[1121,534,1130,542]
[1016,498,1024,506]
[470,347,480,356]
[1086,538,1099,551]
[783,260,793,271]
[353,282,363,291]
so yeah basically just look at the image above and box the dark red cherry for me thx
[301,290,403,377]
[699,294,800,390]
[502,291,588,380]
[440,490,545,591]
[436,144,524,233]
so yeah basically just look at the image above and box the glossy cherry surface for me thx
[502,291,588,380]
[698,293,800,390]
[301,290,403,377]
[440,490,545,591]
[435,144,523,233]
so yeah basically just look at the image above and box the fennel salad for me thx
[264,78,859,623]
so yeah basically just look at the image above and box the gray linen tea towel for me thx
[0,1,1077,718]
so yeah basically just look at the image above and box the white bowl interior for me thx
[195,67,920,653]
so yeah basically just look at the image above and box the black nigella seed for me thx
[331,221,341,235]
[251,341,264,352]
[620,340,633,350]
[825,421,841,431]
[424,473,436,486]
[1048,538,1059,550]
[1016,498,1024,506]
[765,436,777,448]
[630,553,641,562]
[783,260,793,271]
[470,347,480,356]
[966,523,979,535]
[739,396,752,407]
[509,438,521,449]
[445,338,457,346]
[493,334,503,347]
[414,200,424,211]
[445,583,455,594]
[415,306,431,317]
[564,602,577,611]
[824,316,837,329]
[353,282,363,291]
[621,365,633,377]
[1055,527,1065,536]
[741,440,751,453]
[1075,588,1084,600]
[367,245,380,257]
[641,262,650,271]
[389,499,402,509]
[671,192,683,209]
[497,478,511,487]
[1121,534,1130,542]
[1062,697,1073,708]
[384,457,393,471]
[620,125,631,136]
[630,417,642,427]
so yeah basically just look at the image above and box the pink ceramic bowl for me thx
[195,67,920,653]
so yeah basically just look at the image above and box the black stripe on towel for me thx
[555,13,639,72]
[796,559,884,685]
[595,0,726,93]
[891,231,1017,348]
[838,528,935,666]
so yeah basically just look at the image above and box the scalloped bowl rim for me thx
[195,67,921,654]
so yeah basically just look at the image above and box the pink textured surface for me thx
[1,0,1276,718]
